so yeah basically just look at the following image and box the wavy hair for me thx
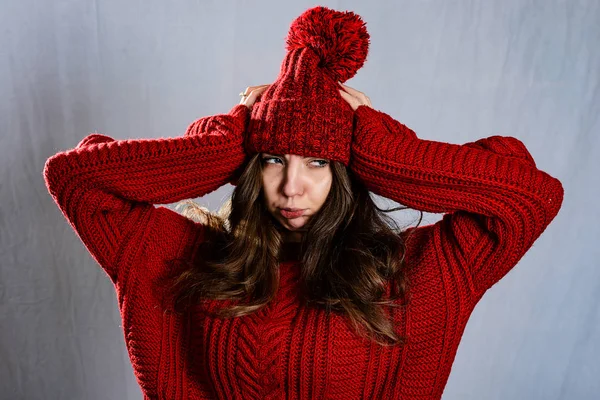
[167,153,422,346]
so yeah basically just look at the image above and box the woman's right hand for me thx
[239,85,270,108]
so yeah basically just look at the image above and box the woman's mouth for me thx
[280,208,306,219]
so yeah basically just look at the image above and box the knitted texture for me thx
[246,6,369,166]
[43,104,564,399]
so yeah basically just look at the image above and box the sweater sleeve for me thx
[43,104,250,286]
[350,105,564,295]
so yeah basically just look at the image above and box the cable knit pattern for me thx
[43,104,563,399]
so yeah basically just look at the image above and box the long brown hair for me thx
[167,153,423,346]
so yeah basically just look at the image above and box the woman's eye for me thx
[261,156,328,168]
[262,157,282,165]
[311,160,329,168]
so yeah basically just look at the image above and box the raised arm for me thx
[43,104,249,286]
[349,104,564,296]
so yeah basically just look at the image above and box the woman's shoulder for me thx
[398,223,440,281]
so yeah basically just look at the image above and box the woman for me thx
[43,6,564,400]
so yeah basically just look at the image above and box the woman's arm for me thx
[43,104,249,286]
[350,104,564,295]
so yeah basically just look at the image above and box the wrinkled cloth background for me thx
[1,1,597,399]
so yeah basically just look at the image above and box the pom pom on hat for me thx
[245,6,370,167]
[285,6,370,83]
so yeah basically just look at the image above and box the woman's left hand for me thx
[338,82,373,111]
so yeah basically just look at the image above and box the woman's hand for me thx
[338,82,373,111]
[239,85,270,108]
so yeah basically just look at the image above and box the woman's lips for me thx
[280,208,306,219]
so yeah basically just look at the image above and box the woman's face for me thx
[261,153,332,240]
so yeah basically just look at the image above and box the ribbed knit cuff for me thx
[228,103,250,121]
[354,104,375,119]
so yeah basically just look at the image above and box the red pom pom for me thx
[285,6,370,83]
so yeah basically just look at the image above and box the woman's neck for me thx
[280,241,302,262]
[282,230,303,243]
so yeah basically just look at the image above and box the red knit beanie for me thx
[245,6,370,166]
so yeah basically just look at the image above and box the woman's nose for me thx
[282,165,303,197]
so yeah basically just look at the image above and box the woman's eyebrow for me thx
[262,153,326,160]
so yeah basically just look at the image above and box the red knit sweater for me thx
[43,103,563,399]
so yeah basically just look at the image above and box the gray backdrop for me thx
[1,0,598,399]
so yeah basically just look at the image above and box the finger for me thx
[241,87,264,103]
[243,85,266,95]
[344,87,367,104]
[249,85,269,95]
[338,85,357,101]
[248,86,269,102]
[246,90,261,102]
[252,86,268,100]
[339,89,359,108]
[339,82,373,107]
[338,89,352,99]
[338,82,361,96]
[248,84,270,91]
[340,84,370,106]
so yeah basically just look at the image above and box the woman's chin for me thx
[279,216,308,230]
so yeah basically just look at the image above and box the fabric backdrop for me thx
[1,0,598,399]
